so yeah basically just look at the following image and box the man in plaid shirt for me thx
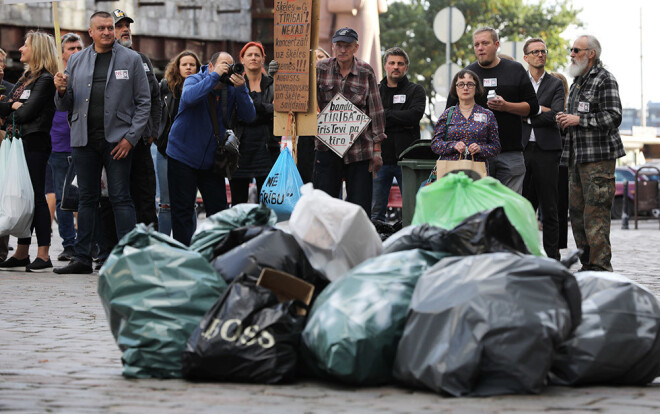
[314,27,386,214]
[556,34,625,272]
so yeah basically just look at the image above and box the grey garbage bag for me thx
[550,271,660,386]
[301,249,448,385]
[393,252,581,396]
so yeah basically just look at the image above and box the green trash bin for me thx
[398,140,437,226]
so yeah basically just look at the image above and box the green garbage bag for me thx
[190,204,277,260]
[98,224,227,378]
[412,173,543,256]
[301,249,447,384]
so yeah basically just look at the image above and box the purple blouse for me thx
[50,110,72,153]
[431,104,500,161]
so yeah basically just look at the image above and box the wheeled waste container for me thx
[397,140,437,226]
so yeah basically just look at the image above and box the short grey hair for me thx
[382,47,410,67]
[61,32,84,50]
[580,35,602,60]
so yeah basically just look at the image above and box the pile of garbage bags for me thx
[97,175,660,394]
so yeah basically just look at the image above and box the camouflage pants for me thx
[568,160,616,271]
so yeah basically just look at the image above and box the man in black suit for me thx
[522,37,565,260]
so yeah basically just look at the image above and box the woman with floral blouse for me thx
[432,69,500,163]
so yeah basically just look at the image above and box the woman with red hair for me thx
[229,41,276,205]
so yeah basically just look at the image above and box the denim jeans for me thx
[168,156,227,245]
[371,164,402,221]
[49,152,76,248]
[72,140,136,266]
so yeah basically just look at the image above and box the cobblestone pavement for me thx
[1,219,660,413]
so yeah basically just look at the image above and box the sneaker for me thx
[0,256,30,272]
[57,247,75,262]
[26,257,53,273]
[53,260,93,275]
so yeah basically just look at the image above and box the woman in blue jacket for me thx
[166,52,255,245]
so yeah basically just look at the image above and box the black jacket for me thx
[0,72,55,152]
[156,78,178,156]
[378,76,426,164]
[521,72,564,151]
[136,50,161,141]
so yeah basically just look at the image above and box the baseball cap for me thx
[112,9,134,25]
[332,27,358,43]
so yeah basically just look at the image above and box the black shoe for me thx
[57,247,75,262]
[54,261,93,275]
[26,258,53,273]
[0,256,30,272]
[94,259,106,271]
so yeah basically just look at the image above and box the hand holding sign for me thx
[316,93,371,158]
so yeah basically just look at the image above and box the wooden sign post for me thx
[273,0,320,160]
[5,0,66,72]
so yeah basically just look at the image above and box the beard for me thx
[568,57,588,78]
[118,35,132,48]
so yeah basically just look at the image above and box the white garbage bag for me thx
[0,138,34,238]
[289,184,382,281]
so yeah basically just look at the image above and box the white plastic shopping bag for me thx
[289,184,382,281]
[0,138,34,238]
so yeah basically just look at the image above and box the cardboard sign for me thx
[316,93,371,158]
[273,0,312,113]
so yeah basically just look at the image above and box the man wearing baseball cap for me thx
[314,27,386,215]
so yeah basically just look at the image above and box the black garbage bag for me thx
[393,252,582,396]
[383,207,530,255]
[182,274,307,383]
[550,271,660,386]
[211,225,273,258]
[371,219,403,242]
[211,227,329,295]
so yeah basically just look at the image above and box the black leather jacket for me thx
[0,72,55,152]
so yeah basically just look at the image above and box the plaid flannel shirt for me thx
[561,64,625,166]
[316,57,386,164]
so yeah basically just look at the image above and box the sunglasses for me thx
[569,47,590,54]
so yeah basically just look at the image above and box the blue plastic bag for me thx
[259,147,303,221]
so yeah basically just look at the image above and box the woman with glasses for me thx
[432,69,500,163]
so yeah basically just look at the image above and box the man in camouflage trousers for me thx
[556,35,625,271]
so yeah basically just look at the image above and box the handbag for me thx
[61,155,79,211]
[208,89,239,178]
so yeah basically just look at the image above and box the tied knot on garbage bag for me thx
[190,204,277,260]
[393,252,582,397]
[98,224,228,379]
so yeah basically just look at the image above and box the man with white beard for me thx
[556,35,625,272]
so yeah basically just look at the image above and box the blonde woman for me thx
[0,31,57,272]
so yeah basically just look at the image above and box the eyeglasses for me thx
[525,49,547,56]
[569,47,590,54]
[456,82,476,89]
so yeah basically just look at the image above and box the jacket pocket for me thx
[116,111,132,126]
[348,85,367,107]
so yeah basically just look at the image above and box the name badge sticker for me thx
[143,62,149,72]
[19,90,31,100]
[474,113,487,123]
[484,78,497,87]
[578,102,590,112]
[393,94,406,104]
[115,70,129,80]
